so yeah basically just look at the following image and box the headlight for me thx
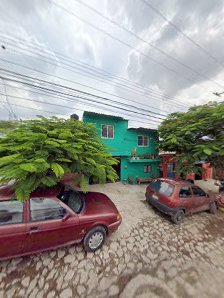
[116,214,121,221]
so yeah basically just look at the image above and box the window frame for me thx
[144,165,152,173]
[29,197,67,223]
[138,135,149,147]
[191,186,207,197]
[179,186,192,198]
[0,200,24,226]
[101,124,114,139]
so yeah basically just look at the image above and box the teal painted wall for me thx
[83,112,160,183]
[83,113,130,156]
[83,113,158,157]
[121,157,160,183]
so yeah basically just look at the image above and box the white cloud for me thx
[0,0,223,128]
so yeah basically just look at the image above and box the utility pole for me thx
[1,44,18,120]
[2,79,18,120]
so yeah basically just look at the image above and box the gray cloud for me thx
[0,0,223,128]
[107,0,224,98]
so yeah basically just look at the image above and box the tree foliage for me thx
[0,120,19,134]
[0,117,118,201]
[159,102,224,176]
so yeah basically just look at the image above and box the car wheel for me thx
[171,210,185,224]
[209,202,217,214]
[83,226,106,252]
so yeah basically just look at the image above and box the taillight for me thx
[166,198,179,208]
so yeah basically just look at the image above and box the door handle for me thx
[29,226,40,233]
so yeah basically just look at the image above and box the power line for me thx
[75,0,224,89]
[0,100,69,116]
[0,40,189,111]
[0,94,161,126]
[1,78,17,120]
[0,68,167,121]
[0,84,162,125]
[0,57,178,115]
[0,32,192,108]
[49,0,219,92]
[140,0,224,69]
[0,80,161,126]
[1,43,184,111]
[0,74,164,124]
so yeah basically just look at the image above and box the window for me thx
[0,201,23,225]
[101,124,114,138]
[60,190,84,214]
[179,187,192,198]
[167,162,175,172]
[148,180,174,197]
[192,186,206,197]
[144,165,152,173]
[30,198,65,221]
[138,135,149,147]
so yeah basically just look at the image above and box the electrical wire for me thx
[0,45,183,111]
[49,0,220,93]
[75,0,224,89]
[0,69,167,120]
[0,94,161,126]
[140,0,224,69]
[0,32,193,108]
[0,44,188,111]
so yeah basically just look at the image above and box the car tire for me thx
[83,226,106,252]
[171,210,185,225]
[209,202,217,214]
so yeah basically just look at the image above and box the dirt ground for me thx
[0,180,224,298]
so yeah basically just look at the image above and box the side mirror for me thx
[62,213,71,222]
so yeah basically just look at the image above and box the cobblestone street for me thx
[1,182,224,298]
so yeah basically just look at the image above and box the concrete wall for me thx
[83,113,158,157]
[121,157,160,183]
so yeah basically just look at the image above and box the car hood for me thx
[83,192,119,216]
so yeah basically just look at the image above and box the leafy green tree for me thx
[159,102,224,176]
[0,117,118,201]
[0,120,19,134]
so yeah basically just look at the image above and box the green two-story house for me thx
[83,111,161,183]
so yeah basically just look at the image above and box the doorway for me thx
[113,157,121,180]
[195,164,203,180]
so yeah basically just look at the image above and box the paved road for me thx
[0,182,224,298]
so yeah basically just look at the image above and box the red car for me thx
[145,178,217,224]
[0,184,121,260]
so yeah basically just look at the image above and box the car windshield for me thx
[59,189,84,214]
[149,180,174,197]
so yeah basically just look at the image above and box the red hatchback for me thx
[145,178,217,224]
[0,184,122,260]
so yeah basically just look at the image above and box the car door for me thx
[191,186,209,213]
[0,200,27,259]
[26,197,80,253]
[178,186,194,214]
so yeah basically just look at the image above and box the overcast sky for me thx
[0,0,224,128]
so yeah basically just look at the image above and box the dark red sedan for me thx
[0,184,122,260]
[145,178,217,224]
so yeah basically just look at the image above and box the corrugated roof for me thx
[128,127,157,132]
[83,111,126,121]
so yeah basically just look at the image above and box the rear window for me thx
[148,180,174,196]
[59,190,84,214]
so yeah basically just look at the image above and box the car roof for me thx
[0,182,84,201]
[0,184,62,201]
